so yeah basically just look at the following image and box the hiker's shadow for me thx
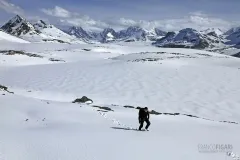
[111,127,139,131]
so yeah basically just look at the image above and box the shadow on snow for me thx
[111,127,143,131]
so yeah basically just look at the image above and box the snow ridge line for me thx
[89,104,239,126]
[115,105,239,125]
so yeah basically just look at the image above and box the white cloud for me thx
[41,6,71,18]
[0,0,24,15]
[41,6,234,32]
[59,16,109,31]
[110,12,232,32]
[42,6,109,31]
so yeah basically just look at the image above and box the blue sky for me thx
[0,0,239,31]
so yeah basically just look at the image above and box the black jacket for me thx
[138,108,149,120]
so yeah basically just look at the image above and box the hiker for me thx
[138,107,151,131]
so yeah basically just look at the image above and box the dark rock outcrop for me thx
[73,96,93,104]
[0,50,43,58]
[123,105,135,109]
[0,84,14,94]
[0,84,8,91]
[92,105,114,112]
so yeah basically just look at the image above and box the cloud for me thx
[59,15,109,31]
[41,6,71,18]
[41,6,109,31]
[41,6,234,32]
[109,12,232,32]
[0,0,24,15]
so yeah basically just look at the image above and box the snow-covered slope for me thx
[37,23,85,44]
[1,42,240,121]
[0,30,29,43]
[1,91,239,160]
[1,42,240,160]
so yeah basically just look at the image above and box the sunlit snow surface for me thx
[0,41,240,160]
[0,31,29,43]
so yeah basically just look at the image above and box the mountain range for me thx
[64,25,167,43]
[1,15,240,51]
[152,28,226,49]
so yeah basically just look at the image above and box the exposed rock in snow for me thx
[73,96,93,104]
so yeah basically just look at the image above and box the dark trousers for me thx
[139,118,151,130]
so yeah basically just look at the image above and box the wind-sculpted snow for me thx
[1,42,240,160]
[1,91,240,160]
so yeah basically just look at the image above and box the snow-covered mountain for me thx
[2,14,240,50]
[146,28,167,41]
[63,25,166,43]
[118,26,147,42]
[65,26,92,42]
[201,28,224,37]
[153,28,224,49]
[1,15,85,44]
[225,27,240,48]
[1,15,40,37]
[99,28,119,43]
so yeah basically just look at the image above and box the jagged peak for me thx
[9,15,25,24]
[1,15,39,36]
